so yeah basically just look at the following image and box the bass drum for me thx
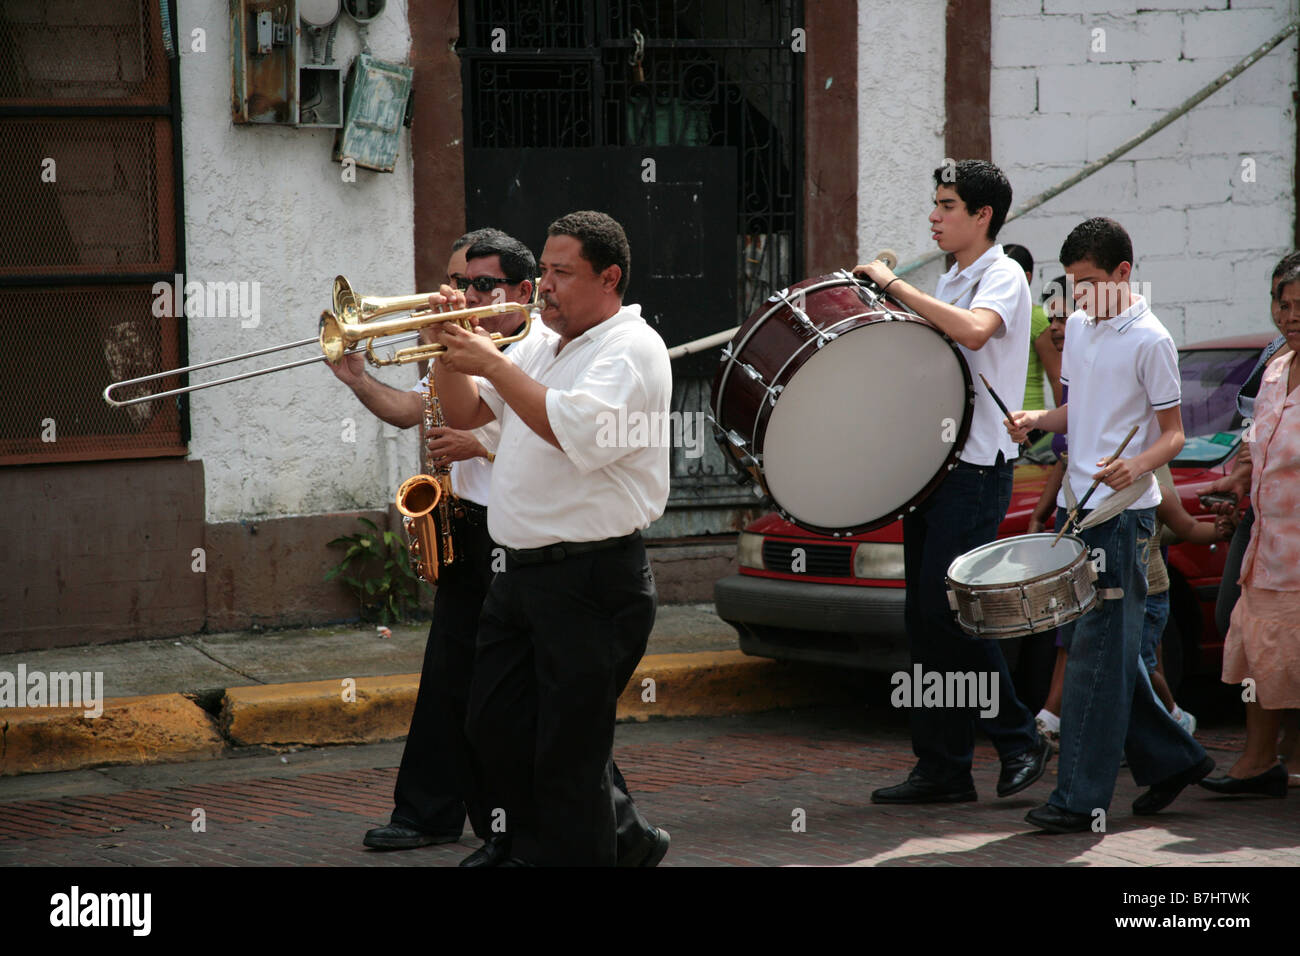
[710,272,973,535]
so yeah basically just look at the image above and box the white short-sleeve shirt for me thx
[477,303,673,550]
[1058,296,1181,512]
[409,329,528,507]
[933,244,1031,466]
[411,372,501,508]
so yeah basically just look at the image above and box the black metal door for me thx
[460,0,803,526]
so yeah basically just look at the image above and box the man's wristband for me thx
[881,277,902,295]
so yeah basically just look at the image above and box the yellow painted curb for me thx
[0,693,225,777]
[618,650,852,721]
[221,674,421,746]
[2,652,850,774]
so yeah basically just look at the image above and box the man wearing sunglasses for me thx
[327,229,528,856]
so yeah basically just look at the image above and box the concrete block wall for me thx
[990,0,1297,344]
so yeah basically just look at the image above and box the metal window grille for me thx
[0,0,186,465]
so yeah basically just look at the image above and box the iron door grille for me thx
[459,0,803,511]
[0,0,187,466]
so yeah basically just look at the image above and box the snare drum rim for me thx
[945,533,1091,591]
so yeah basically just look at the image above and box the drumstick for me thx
[1051,424,1141,547]
[979,373,1025,454]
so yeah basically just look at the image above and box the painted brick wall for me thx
[990,0,1297,344]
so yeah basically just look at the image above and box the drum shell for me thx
[945,534,1099,639]
[710,273,973,535]
[711,278,889,448]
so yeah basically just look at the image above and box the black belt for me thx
[505,531,640,566]
[454,498,488,527]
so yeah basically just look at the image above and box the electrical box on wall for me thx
[299,65,343,127]
[333,53,414,173]
[230,0,300,124]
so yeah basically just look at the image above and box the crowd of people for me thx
[325,169,1295,863]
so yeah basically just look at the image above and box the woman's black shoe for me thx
[1198,764,1288,797]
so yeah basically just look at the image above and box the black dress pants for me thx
[391,512,495,838]
[465,535,657,866]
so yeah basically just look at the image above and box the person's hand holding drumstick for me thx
[1006,406,1143,493]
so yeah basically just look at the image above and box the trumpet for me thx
[103,275,538,407]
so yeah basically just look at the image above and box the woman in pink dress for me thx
[1201,268,1300,798]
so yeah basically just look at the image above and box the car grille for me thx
[761,539,853,577]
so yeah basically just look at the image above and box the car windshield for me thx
[1174,347,1261,466]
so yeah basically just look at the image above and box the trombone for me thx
[103,275,537,408]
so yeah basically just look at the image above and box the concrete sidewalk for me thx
[0,604,855,778]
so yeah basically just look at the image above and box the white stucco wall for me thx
[178,5,418,522]
[991,0,1297,344]
[857,0,949,295]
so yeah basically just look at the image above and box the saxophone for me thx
[395,368,459,584]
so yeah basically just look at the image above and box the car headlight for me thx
[853,542,905,579]
[737,531,765,569]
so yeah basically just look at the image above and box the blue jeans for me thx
[1051,507,1206,813]
[903,457,1038,788]
[1139,590,1170,675]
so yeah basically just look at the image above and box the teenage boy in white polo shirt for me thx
[854,159,1049,804]
[1006,218,1212,833]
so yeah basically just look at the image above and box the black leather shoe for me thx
[363,823,458,850]
[998,734,1052,797]
[1025,803,1093,833]
[1133,755,1215,815]
[459,833,511,867]
[618,826,671,867]
[871,775,976,804]
[1198,763,1287,797]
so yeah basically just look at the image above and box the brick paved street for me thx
[2,705,1295,869]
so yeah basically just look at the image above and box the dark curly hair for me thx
[547,210,631,296]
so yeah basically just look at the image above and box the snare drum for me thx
[710,272,974,535]
[945,534,1099,639]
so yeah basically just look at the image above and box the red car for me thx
[714,334,1271,689]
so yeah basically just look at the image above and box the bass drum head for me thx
[947,533,1085,587]
[762,320,969,533]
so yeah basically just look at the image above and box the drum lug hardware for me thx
[766,384,784,406]
[737,359,767,385]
